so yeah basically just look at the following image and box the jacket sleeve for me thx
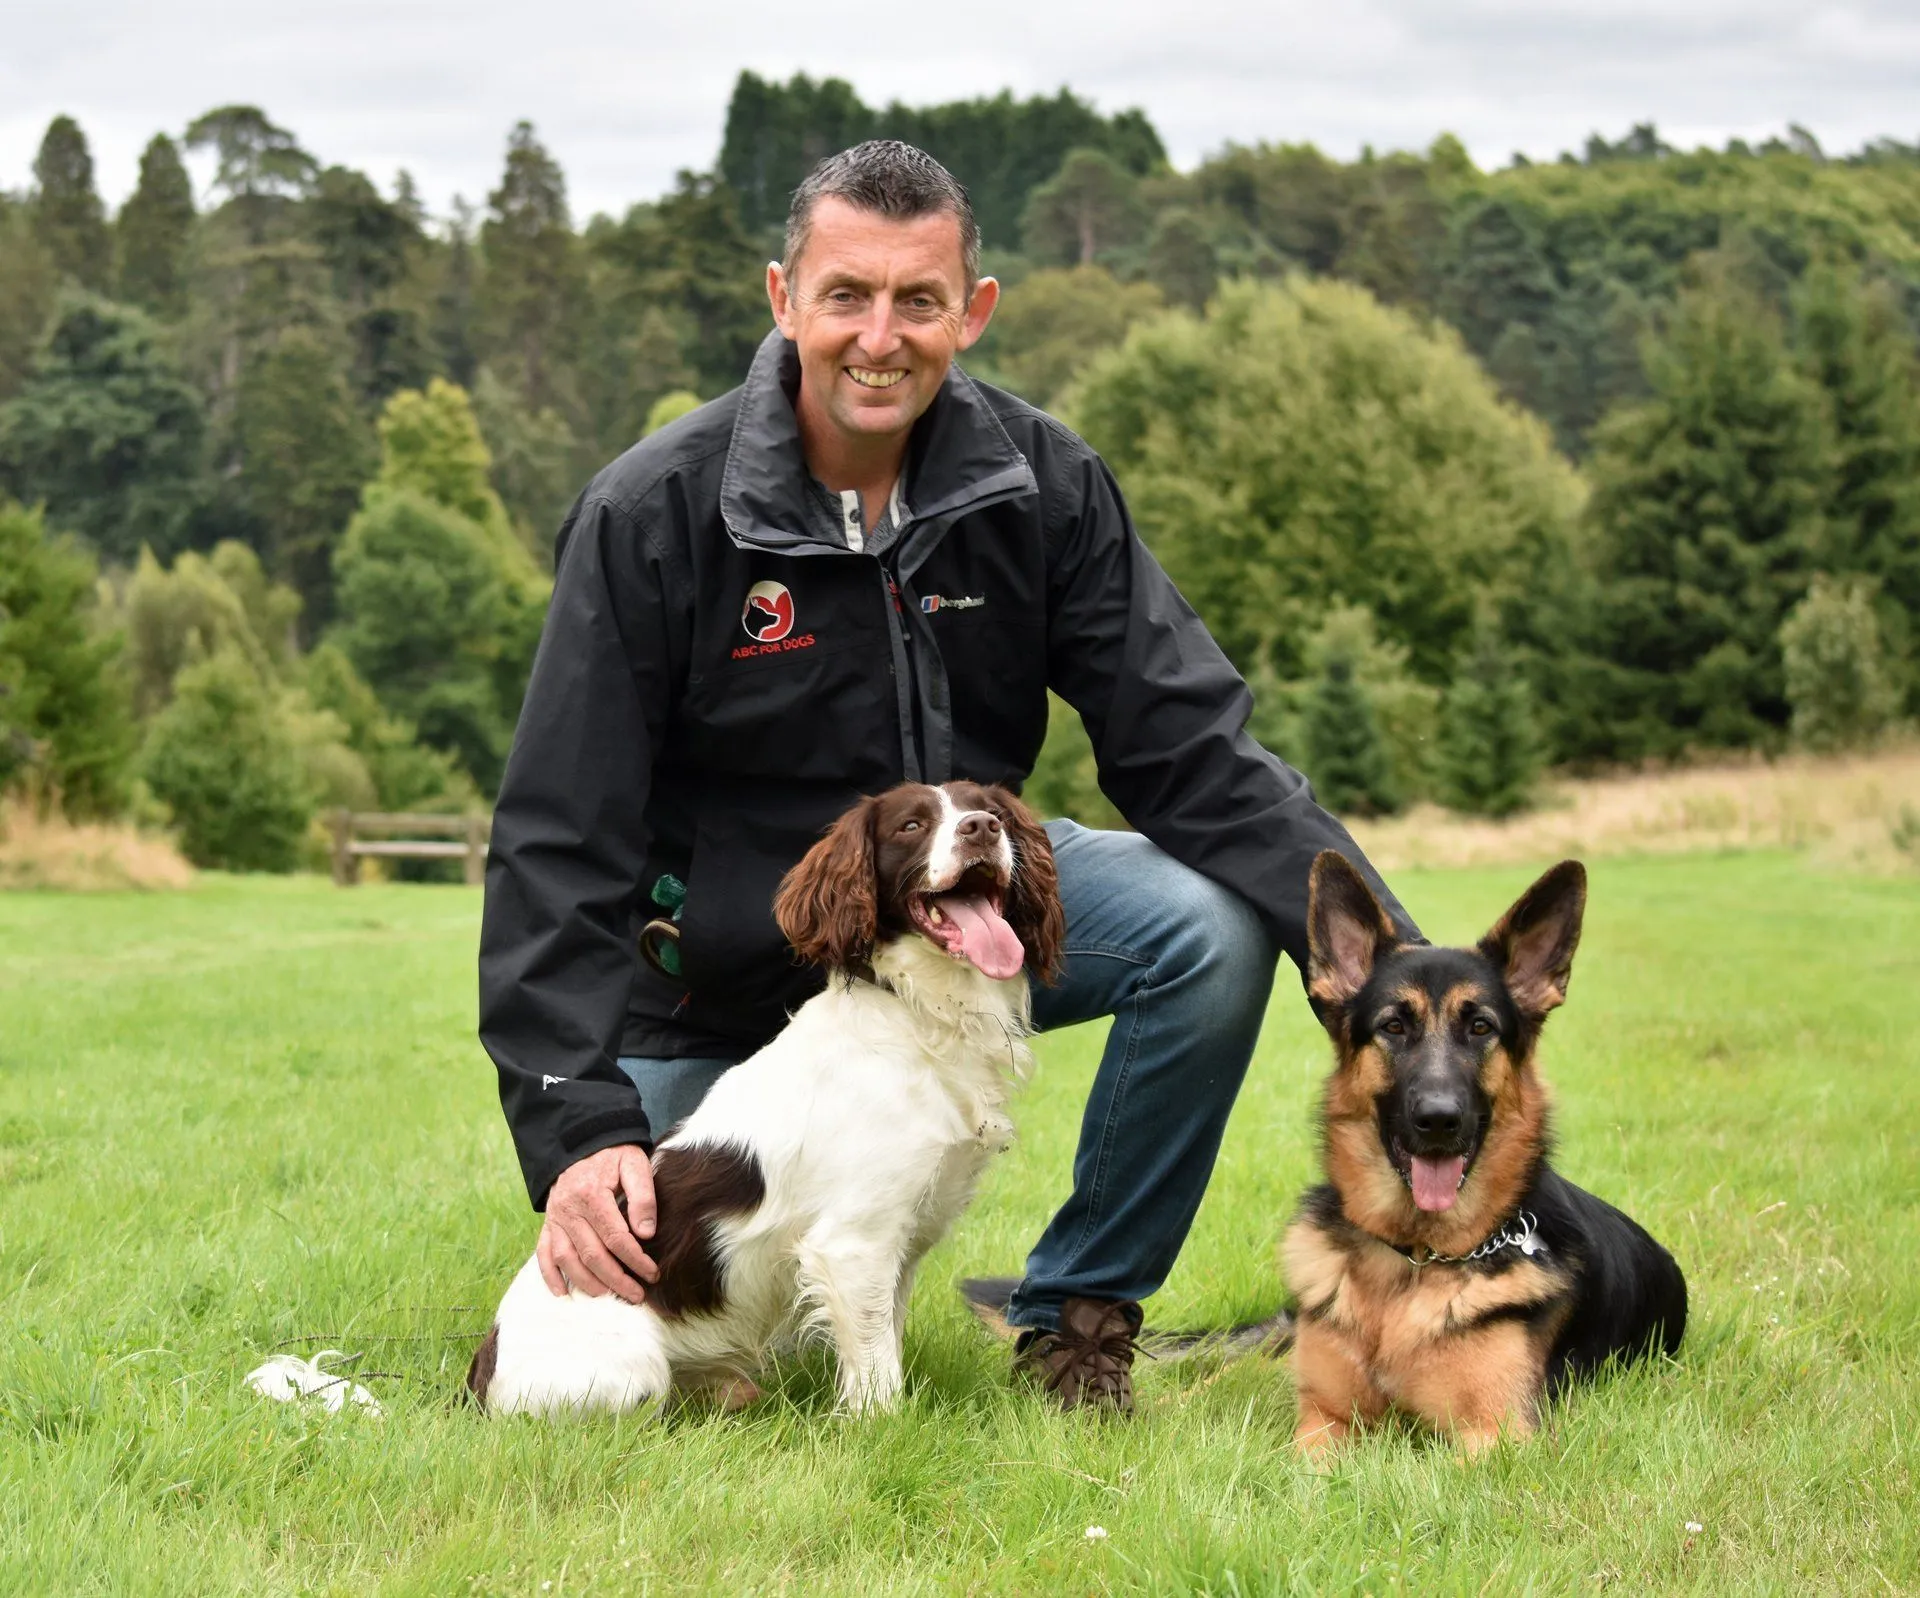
[478,496,682,1209]
[1043,450,1421,975]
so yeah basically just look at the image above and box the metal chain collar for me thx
[1382,1209,1547,1269]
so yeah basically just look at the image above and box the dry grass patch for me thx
[0,800,194,891]
[1351,743,1920,872]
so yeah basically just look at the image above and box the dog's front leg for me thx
[799,1235,907,1414]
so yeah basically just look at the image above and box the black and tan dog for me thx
[1281,851,1685,1456]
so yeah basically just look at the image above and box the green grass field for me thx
[1,852,1915,1594]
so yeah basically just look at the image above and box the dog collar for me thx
[1378,1210,1546,1269]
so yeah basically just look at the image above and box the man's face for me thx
[768,197,999,450]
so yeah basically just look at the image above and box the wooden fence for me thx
[328,810,490,886]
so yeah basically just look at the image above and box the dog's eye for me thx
[1381,1019,1405,1036]
[1470,1018,1494,1037]
[899,820,923,834]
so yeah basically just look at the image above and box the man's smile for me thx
[846,366,908,389]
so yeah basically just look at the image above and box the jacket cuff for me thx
[525,1113,655,1211]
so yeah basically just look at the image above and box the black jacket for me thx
[480,331,1417,1208]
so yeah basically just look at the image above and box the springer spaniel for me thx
[468,780,1064,1416]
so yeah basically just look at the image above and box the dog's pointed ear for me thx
[774,797,879,971]
[1307,851,1396,1007]
[1479,860,1586,1018]
[986,786,1065,984]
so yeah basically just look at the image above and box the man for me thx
[479,140,1416,1414]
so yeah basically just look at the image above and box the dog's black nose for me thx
[956,812,1002,842]
[1409,1093,1466,1141]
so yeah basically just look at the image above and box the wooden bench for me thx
[328,810,490,886]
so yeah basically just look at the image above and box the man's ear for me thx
[767,261,797,339]
[956,276,999,351]
[773,798,878,971]
[1478,860,1587,1018]
[1307,851,1396,1008]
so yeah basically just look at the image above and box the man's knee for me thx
[1080,830,1277,1003]
[1154,859,1279,1002]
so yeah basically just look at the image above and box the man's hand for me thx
[536,1144,660,1302]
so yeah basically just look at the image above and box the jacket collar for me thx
[719,329,1038,556]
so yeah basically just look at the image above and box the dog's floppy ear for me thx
[774,797,879,971]
[987,786,1065,985]
[1479,859,1586,1018]
[1307,850,1396,1008]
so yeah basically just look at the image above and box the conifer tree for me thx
[1300,652,1400,817]
[1792,261,1920,704]
[0,500,133,816]
[478,121,583,414]
[1583,270,1831,757]
[1437,627,1544,818]
[234,329,375,627]
[116,135,196,318]
[29,116,111,291]
[0,293,206,561]
[1020,148,1146,265]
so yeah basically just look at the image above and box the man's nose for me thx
[955,812,1002,845]
[855,296,906,358]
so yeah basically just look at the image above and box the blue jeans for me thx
[618,820,1279,1332]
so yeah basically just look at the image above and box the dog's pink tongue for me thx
[1411,1155,1466,1212]
[938,893,1025,980]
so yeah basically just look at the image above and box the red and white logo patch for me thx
[741,580,794,643]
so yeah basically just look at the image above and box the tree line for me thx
[2,77,1917,868]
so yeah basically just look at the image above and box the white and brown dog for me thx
[468,780,1064,1416]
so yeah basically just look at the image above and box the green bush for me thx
[140,647,312,871]
[1021,691,1124,829]
[1437,626,1545,818]
[643,390,703,436]
[1065,278,1584,691]
[1779,574,1903,753]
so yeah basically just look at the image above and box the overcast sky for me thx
[4,1,1917,228]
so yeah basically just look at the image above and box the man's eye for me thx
[1470,1018,1494,1037]
[1382,1019,1406,1036]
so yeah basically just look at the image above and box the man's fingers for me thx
[618,1150,658,1240]
[549,1228,611,1299]
[535,1227,569,1297]
[584,1189,658,1286]
[563,1215,644,1303]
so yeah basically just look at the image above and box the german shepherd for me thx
[1281,851,1685,1456]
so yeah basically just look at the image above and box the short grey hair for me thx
[783,140,981,292]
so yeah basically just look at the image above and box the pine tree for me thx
[0,500,133,817]
[1791,261,1920,705]
[0,198,58,401]
[432,200,479,388]
[1020,148,1146,265]
[234,329,375,628]
[1301,653,1400,817]
[0,292,206,561]
[1583,270,1831,757]
[1438,628,1544,818]
[29,116,111,291]
[184,105,317,243]
[116,135,196,317]
[478,122,584,414]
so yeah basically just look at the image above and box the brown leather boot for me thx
[1012,1296,1144,1414]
